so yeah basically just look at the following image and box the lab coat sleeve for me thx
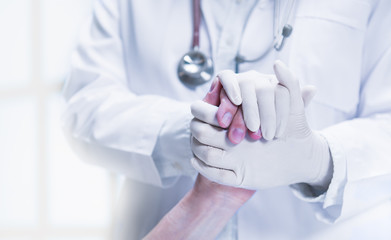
[291,0,391,223]
[62,0,196,187]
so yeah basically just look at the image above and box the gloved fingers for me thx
[301,85,317,108]
[227,107,247,144]
[191,137,235,170]
[217,70,242,105]
[203,77,223,106]
[216,89,238,128]
[274,84,290,138]
[238,79,260,132]
[191,100,220,127]
[274,60,304,114]
[190,118,233,149]
[191,157,239,186]
[255,80,277,141]
[268,74,279,85]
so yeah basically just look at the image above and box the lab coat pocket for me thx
[288,0,371,116]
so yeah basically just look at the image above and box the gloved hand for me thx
[197,69,317,144]
[193,76,256,204]
[222,70,288,140]
[190,61,333,190]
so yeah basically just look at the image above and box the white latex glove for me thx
[190,61,333,190]
[217,70,296,140]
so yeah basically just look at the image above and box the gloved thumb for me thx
[301,85,317,108]
[191,100,220,127]
[274,60,304,114]
[217,70,242,106]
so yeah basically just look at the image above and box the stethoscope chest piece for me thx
[177,49,214,86]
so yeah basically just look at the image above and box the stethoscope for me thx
[177,0,296,86]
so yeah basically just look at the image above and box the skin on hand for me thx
[204,77,223,106]
[192,174,255,208]
[216,88,237,129]
[143,175,254,240]
[211,77,262,144]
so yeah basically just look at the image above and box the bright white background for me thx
[0,0,120,239]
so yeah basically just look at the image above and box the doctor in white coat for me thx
[62,0,391,239]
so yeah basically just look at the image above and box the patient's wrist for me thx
[144,175,253,240]
[192,175,253,208]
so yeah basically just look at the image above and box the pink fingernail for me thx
[249,129,262,140]
[254,129,261,137]
[221,112,232,127]
[231,128,245,144]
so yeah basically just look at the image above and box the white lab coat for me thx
[62,0,391,239]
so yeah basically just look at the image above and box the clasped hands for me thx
[190,61,332,191]
[143,62,333,240]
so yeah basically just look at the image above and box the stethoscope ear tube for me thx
[192,0,201,49]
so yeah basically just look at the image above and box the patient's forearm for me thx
[144,176,252,240]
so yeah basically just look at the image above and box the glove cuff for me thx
[306,132,333,191]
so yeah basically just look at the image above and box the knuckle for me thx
[220,96,233,108]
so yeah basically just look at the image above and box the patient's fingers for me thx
[248,129,262,140]
[217,89,238,128]
[228,107,246,144]
[203,77,223,106]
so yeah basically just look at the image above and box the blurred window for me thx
[0,1,119,239]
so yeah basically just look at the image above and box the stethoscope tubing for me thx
[192,0,201,49]
[178,0,296,84]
